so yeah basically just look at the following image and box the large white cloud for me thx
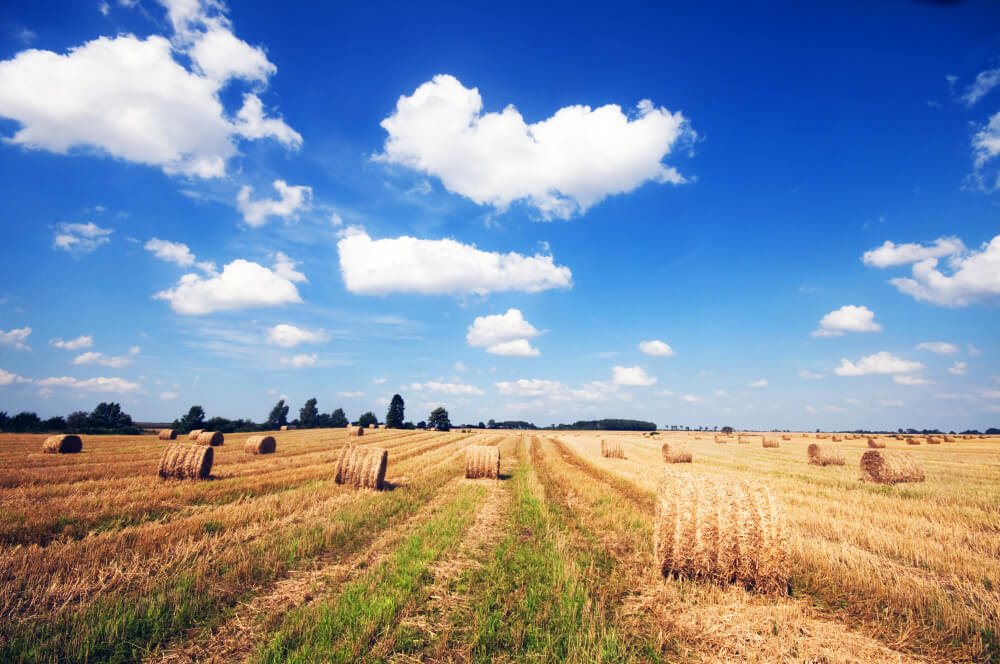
[612,365,656,387]
[466,309,541,355]
[484,339,540,357]
[834,352,923,376]
[888,236,1000,307]
[337,228,572,296]
[236,180,312,227]
[0,327,32,351]
[377,74,694,219]
[862,237,964,268]
[153,256,303,314]
[265,324,328,347]
[0,0,299,178]
[639,340,674,357]
[812,305,881,337]
[53,222,112,255]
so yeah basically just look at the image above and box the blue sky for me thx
[1,0,999,430]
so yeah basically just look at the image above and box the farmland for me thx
[0,429,997,663]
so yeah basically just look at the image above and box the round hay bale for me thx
[196,431,224,446]
[334,444,387,490]
[762,438,779,448]
[714,435,728,444]
[188,429,204,441]
[465,445,501,478]
[280,425,289,431]
[906,437,920,445]
[42,434,82,454]
[860,450,924,484]
[831,435,842,442]
[781,435,791,441]
[158,429,177,441]
[654,472,788,594]
[661,441,692,463]
[807,443,845,466]
[245,435,276,455]
[926,436,942,445]
[158,444,212,480]
[867,437,886,448]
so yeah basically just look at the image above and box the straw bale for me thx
[600,439,625,458]
[926,436,942,445]
[906,437,920,445]
[762,438,779,448]
[781,435,791,441]
[334,444,387,490]
[654,472,788,594]
[158,444,212,479]
[867,437,886,448]
[807,443,845,466]
[661,441,693,463]
[42,434,82,454]
[188,429,204,441]
[196,431,224,446]
[157,429,177,440]
[465,445,501,478]
[245,435,276,455]
[860,450,925,484]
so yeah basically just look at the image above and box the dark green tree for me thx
[87,402,139,434]
[386,394,405,429]
[299,398,319,429]
[173,405,206,434]
[330,408,349,428]
[428,406,451,431]
[65,411,88,432]
[358,411,378,428]
[266,400,289,430]
[477,421,485,429]
[487,418,496,429]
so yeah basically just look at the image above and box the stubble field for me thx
[0,429,997,663]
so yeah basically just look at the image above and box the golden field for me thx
[0,429,997,663]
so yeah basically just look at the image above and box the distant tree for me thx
[204,416,235,433]
[428,407,451,432]
[0,411,8,430]
[299,398,319,429]
[10,411,41,432]
[417,420,426,429]
[386,394,405,429]
[330,408,349,428]
[987,427,1000,435]
[87,402,139,434]
[173,405,206,434]
[487,418,496,429]
[65,411,88,432]
[358,411,378,428]
[266,400,289,430]
[403,421,415,429]
[478,421,485,429]
[42,416,66,432]
[721,426,734,435]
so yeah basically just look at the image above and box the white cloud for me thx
[968,344,982,356]
[972,112,1000,191]
[453,361,467,372]
[680,394,702,403]
[35,375,140,392]
[812,305,881,337]
[916,341,958,355]
[0,368,31,386]
[880,236,1000,307]
[373,377,387,384]
[893,374,932,386]
[409,381,485,395]
[376,74,694,219]
[236,180,311,227]
[948,361,968,375]
[749,378,768,388]
[53,222,112,255]
[798,370,825,380]
[265,324,328,347]
[834,351,923,376]
[0,327,32,351]
[280,353,317,368]
[145,237,216,272]
[153,256,303,314]
[639,340,674,357]
[0,2,298,178]
[612,365,656,387]
[72,351,135,368]
[467,309,539,346]
[486,339,540,357]
[271,252,307,283]
[160,391,178,400]
[960,67,1000,106]
[338,229,572,296]
[338,391,364,398]
[50,335,93,350]
[862,237,965,268]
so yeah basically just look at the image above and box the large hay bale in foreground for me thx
[42,434,82,454]
[661,442,692,463]
[158,429,177,441]
[600,439,625,459]
[465,445,501,478]
[158,444,212,480]
[807,443,845,466]
[245,435,276,455]
[762,438,779,448]
[867,437,886,449]
[188,429,204,441]
[654,472,788,594]
[860,450,925,484]
[334,444,387,490]
[906,437,920,445]
[196,431,224,446]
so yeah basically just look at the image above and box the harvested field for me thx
[0,429,996,663]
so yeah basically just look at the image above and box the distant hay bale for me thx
[368,424,377,429]
[926,436,942,445]
[280,425,290,431]
[713,435,729,444]
[807,443,845,466]
[654,472,788,594]
[762,438,779,448]
[860,450,924,484]
[465,445,501,478]
[831,435,842,442]
[737,435,751,444]
[906,437,920,445]
[661,442,692,463]
[942,435,954,442]
[781,434,791,441]
[158,429,177,441]
[348,426,364,437]
[42,434,82,454]
[334,444,387,490]
[158,444,212,480]
[196,431,224,446]
[245,435,276,455]
[816,434,828,439]
[867,437,886,448]
[188,429,204,441]
[600,439,625,459]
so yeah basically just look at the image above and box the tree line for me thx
[0,402,142,434]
